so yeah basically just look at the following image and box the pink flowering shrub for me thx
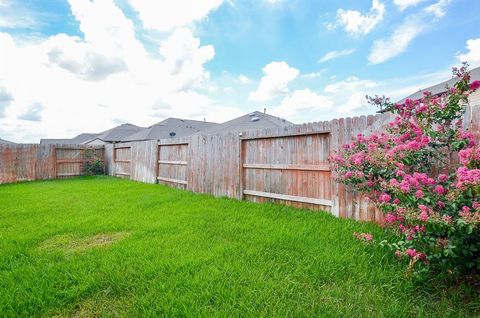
[331,64,480,277]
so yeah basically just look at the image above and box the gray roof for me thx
[92,123,143,142]
[400,66,480,102]
[199,111,293,135]
[0,138,15,145]
[40,133,100,145]
[71,133,99,143]
[122,118,218,142]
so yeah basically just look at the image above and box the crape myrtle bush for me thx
[330,64,480,277]
[82,149,105,175]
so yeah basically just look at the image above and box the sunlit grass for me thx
[0,176,478,317]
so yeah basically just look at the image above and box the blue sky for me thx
[0,0,479,142]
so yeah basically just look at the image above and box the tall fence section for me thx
[0,144,105,183]
[2,105,479,222]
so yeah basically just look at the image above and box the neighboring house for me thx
[84,124,144,145]
[40,133,99,145]
[121,118,218,142]
[0,138,15,145]
[199,111,293,135]
[399,66,480,106]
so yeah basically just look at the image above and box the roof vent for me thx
[250,116,260,122]
[169,132,176,137]
[248,112,256,117]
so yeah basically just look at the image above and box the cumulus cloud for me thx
[159,27,215,90]
[0,0,237,142]
[18,103,43,121]
[318,49,355,63]
[393,0,426,11]
[248,61,299,102]
[238,74,251,84]
[273,89,333,119]
[336,0,385,36]
[128,0,224,32]
[325,76,378,114]
[368,16,424,64]
[457,38,480,67]
[46,35,127,81]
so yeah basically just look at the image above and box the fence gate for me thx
[113,145,131,178]
[240,132,332,211]
[55,146,104,178]
[156,142,189,189]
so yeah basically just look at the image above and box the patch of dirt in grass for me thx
[38,232,131,254]
[50,293,133,318]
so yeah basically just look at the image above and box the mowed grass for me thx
[0,177,478,317]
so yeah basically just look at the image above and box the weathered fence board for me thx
[113,145,131,178]
[0,144,105,184]
[55,146,103,178]
[241,131,332,211]
[157,142,188,189]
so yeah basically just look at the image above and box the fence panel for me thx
[55,146,103,178]
[241,132,332,211]
[0,144,38,183]
[157,142,189,189]
[114,145,131,178]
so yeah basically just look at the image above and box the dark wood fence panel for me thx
[157,142,189,189]
[114,145,131,178]
[0,144,38,183]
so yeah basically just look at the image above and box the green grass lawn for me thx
[0,176,478,317]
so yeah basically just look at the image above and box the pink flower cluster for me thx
[329,65,480,273]
[456,167,480,188]
[459,147,480,165]
[353,232,373,242]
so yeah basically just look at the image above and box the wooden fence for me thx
[99,105,480,221]
[0,144,105,184]
[2,104,478,222]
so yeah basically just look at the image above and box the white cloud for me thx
[325,76,378,114]
[301,72,323,79]
[336,0,385,36]
[248,61,299,102]
[368,1,452,65]
[424,0,451,18]
[273,89,333,119]
[238,74,251,84]
[368,16,424,64]
[318,49,355,63]
[18,102,43,121]
[128,0,224,32]
[393,0,426,11]
[0,0,238,142]
[457,38,480,67]
[0,0,37,29]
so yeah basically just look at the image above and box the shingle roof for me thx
[199,111,293,135]
[71,133,100,144]
[122,118,218,142]
[0,138,15,145]
[400,66,480,102]
[40,133,100,145]
[92,123,144,142]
